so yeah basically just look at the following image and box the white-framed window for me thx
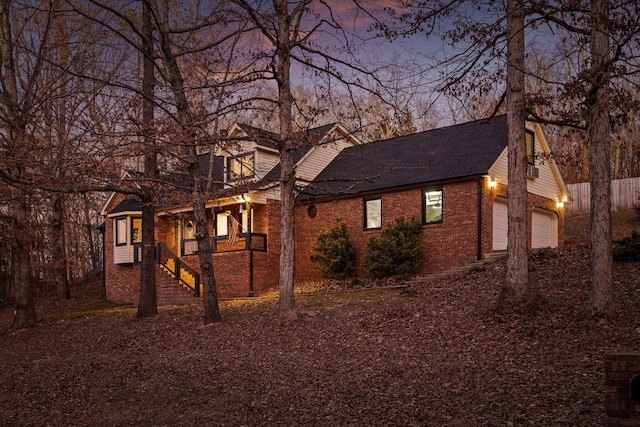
[423,189,443,224]
[115,217,128,246]
[227,152,255,181]
[216,212,229,236]
[364,197,382,230]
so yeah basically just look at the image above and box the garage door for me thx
[492,199,508,250]
[531,209,558,248]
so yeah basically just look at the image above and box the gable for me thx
[488,121,570,204]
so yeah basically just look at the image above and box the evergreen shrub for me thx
[613,230,640,261]
[363,217,422,279]
[310,218,356,280]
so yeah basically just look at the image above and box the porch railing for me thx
[156,243,200,297]
[181,233,267,256]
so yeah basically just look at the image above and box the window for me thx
[364,197,382,230]
[216,212,229,236]
[184,219,195,239]
[227,152,255,180]
[115,217,127,246]
[131,218,142,243]
[240,208,253,233]
[423,189,443,224]
[526,130,535,165]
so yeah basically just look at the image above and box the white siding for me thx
[296,138,353,184]
[488,124,566,204]
[113,245,134,264]
[254,149,279,181]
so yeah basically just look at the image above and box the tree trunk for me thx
[12,194,37,330]
[154,0,222,323]
[502,0,530,303]
[588,0,613,316]
[137,0,158,317]
[1,0,37,330]
[194,196,221,324]
[51,195,71,300]
[274,0,297,320]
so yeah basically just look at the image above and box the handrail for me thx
[156,242,200,297]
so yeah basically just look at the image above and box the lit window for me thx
[184,219,195,239]
[423,189,443,224]
[364,197,382,230]
[131,218,142,243]
[526,130,535,165]
[216,212,228,236]
[115,217,127,246]
[227,152,255,180]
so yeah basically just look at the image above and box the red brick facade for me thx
[103,194,283,305]
[295,179,564,282]
[605,353,640,426]
[103,178,564,305]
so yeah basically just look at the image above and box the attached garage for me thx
[492,199,508,250]
[531,208,558,248]
[493,201,558,250]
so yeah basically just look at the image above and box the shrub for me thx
[363,217,422,279]
[613,230,640,262]
[310,219,356,280]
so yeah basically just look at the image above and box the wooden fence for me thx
[566,177,640,214]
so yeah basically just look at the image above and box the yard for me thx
[1,212,640,426]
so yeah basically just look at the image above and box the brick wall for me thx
[295,179,563,282]
[605,353,640,426]
[295,182,482,281]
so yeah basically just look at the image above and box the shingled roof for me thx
[302,115,508,200]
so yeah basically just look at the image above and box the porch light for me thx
[556,195,568,209]
[235,193,251,203]
[487,176,497,189]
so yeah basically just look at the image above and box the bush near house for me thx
[310,218,356,280]
[363,217,422,279]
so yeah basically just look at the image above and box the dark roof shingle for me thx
[302,115,508,199]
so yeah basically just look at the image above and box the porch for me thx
[132,232,269,301]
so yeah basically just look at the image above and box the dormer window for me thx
[227,152,255,181]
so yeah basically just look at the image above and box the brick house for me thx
[294,115,570,281]
[100,122,361,304]
[101,115,570,305]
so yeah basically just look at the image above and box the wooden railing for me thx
[156,243,200,297]
[181,233,267,256]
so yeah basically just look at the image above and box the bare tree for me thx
[502,0,530,303]
[136,0,158,317]
[0,0,52,329]
[231,0,395,319]
[587,0,613,316]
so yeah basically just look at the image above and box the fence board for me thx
[566,177,640,214]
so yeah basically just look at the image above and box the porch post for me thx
[247,200,254,296]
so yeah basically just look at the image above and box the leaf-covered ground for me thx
[2,245,640,426]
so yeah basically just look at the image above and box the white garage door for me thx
[492,199,508,250]
[531,209,558,248]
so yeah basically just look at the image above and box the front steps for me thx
[157,259,201,305]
